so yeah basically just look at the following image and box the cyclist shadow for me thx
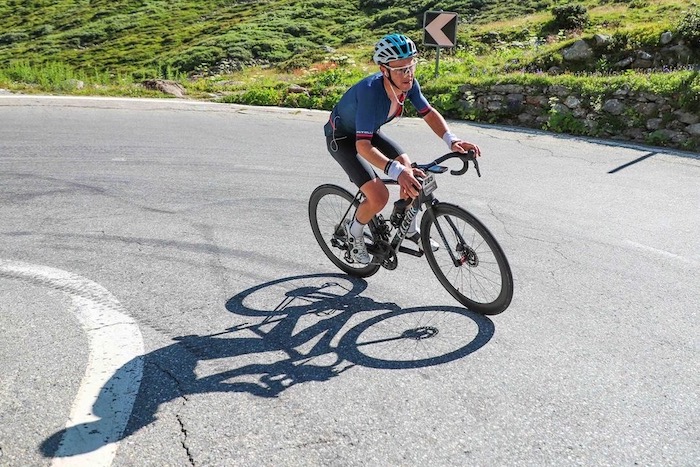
[41,273,494,458]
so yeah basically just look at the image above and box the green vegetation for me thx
[1,0,699,149]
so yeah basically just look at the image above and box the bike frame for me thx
[345,151,480,268]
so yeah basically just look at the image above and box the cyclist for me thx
[324,33,481,264]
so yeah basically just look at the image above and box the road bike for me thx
[308,151,514,315]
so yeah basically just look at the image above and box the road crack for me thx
[150,360,195,465]
[177,414,195,466]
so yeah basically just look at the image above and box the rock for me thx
[64,79,84,90]
[675,111,699,125]
[613,86,630,97]
[639,92,659,102]
[142,79,186,98]
[562,40,593,61]
[633,58,653,69]
[486,98,504,112]
[505,95,524,113]
[526,95,548,107]
[614,57,634,69]
[624,128,645,140]
[634,102,658,116]
[564,95,581,109]
[646,118,662,130]
[492,84,524,94]
[668,44,692,62]
[687,123,700,136]
[287,84,309,95]
[602,99,625,115]
[593,34,611,46]
[660,31,673,45]
[548,85,571,97]
[551,102,569,114]
[518,113,535,124]
[573,107,587,118]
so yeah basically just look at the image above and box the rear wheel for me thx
[309,184,380,278]
[421,203,513,315]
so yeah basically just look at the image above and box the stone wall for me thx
[458,83,700,152]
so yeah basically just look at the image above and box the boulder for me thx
[660,31,673,45]
[614,57,634,69]
[602,99,625,115]
[287,84,309,95]
[142,79,186,98]
[562,40,593,61]
[646,118,662,130]
[593,34,611,46]
[675,111,699,125]
[564,95,581,109]
[668,44,693,62]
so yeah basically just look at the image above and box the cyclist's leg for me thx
[326,132,382,217]
[373,133,436,249]
[326,134,379,263]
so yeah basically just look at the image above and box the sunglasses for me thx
[383,59,417,76]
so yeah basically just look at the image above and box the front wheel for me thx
[309,184,381,278]
[421,203,513,315]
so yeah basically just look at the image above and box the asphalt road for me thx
[0,95,698,466]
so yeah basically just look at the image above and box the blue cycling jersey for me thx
[325,73,432,139]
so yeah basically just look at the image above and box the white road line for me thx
[0,260,144,467]
[624,240,699,266]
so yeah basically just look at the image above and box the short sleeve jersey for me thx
[326,73,432,139]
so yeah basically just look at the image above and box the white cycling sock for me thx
[350,218,365,238]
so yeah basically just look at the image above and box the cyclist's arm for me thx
[356,140,422,197]
[423,108,481,156]
[356,139,391,170]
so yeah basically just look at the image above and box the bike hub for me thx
[402,326,438,340]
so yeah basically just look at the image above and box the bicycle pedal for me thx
[398,245,423,257]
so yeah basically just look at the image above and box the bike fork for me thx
[425,204,468,267]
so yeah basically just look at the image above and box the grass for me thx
[1,0,699,150]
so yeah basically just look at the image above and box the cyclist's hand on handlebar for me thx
[398,166,424,199]
[451,139,481,157]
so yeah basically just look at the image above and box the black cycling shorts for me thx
[325,128,405,189]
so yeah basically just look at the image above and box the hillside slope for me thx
[1,0,697,74]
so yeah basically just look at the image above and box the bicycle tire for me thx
[308,184,381,278]
[420,203,513,315]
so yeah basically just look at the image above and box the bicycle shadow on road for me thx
[41,273,494,459]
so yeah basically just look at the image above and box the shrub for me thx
[224,46,254,63]
[0,32,29,45]
[238,87,283,106]
[359,0,396,9]
[551,4,589,30]
[371,8,410,27]
[677,9,700,48]
[544,109,588,134]
[251,39,290,61]
[68,26,108,46]
[33,25,54,37]
[278,55,313,72]
[170,46,223,72]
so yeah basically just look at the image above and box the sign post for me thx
[423,10,458,77]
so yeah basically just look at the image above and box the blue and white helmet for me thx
[373,34,418,64]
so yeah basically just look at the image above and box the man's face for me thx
[383,57,417,92]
